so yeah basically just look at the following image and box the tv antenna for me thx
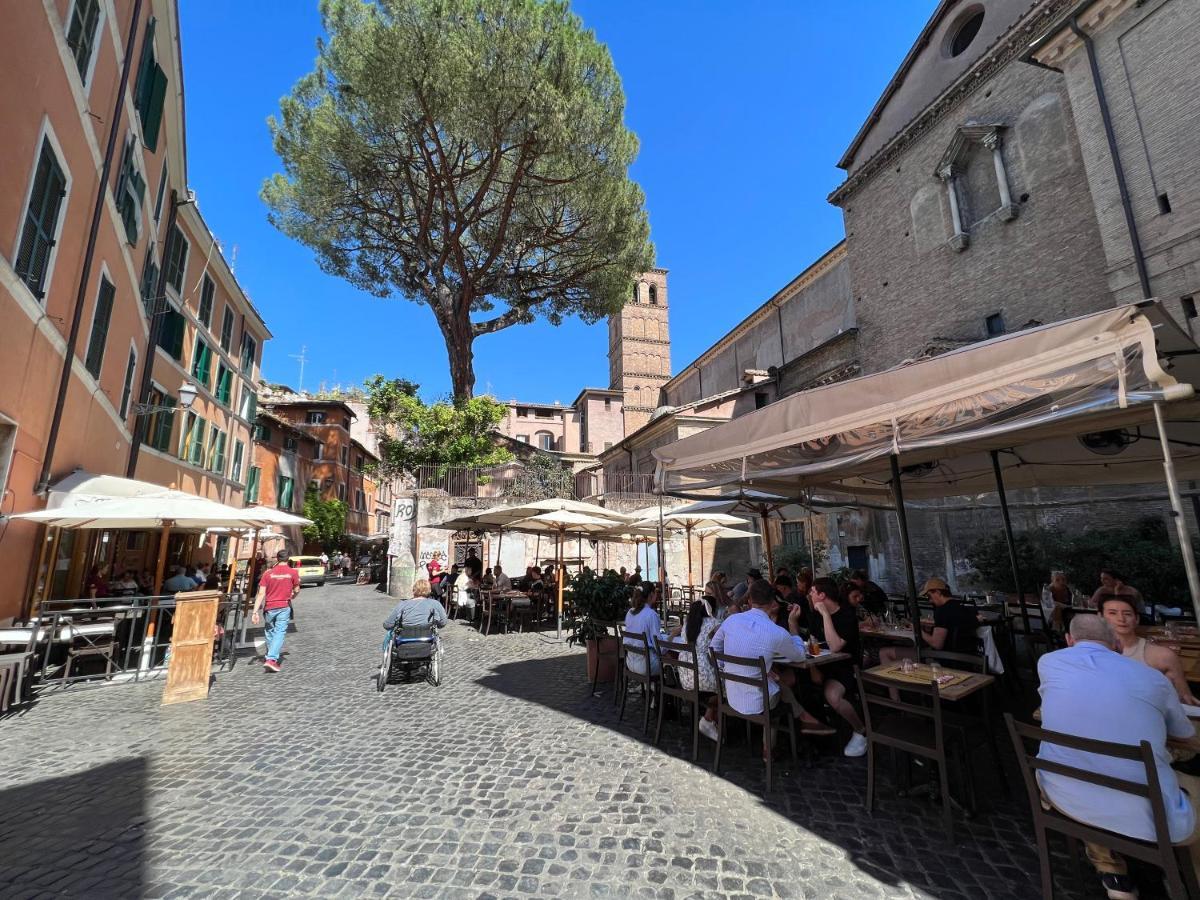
[290,345,308,393]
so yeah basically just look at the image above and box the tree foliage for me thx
[263,0,655,398]
[965,517,1195,604]
[364,375,512,476]
[502,451,574,500]
[769,541,827,575]
[302,495,348,550]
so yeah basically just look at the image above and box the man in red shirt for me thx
[251,550,300,672]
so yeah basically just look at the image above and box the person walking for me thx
[251,550,300,673]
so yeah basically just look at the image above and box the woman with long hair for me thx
[624,582,662,677]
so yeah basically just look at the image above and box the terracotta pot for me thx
[585,636,618,683]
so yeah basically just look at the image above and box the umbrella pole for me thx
[144,520,174,675]
[889,455,922,647]
[577,533,582,570]
[556,528,564,640]
[1154,402,1200,618]
[497,528,503,571]
[806,492,817,571]
[226,534,242,593]
[658,496,666,600]
[153,522,172,594]
[759,510,774,578]
[535,533,541,571]
[686,523,694,590]
[991,450,1033,642]
[698,534,706,588]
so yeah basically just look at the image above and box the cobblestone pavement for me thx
[0,584,1108,899]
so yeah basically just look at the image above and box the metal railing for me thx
[576,470,656,499]
[19,593,245,692]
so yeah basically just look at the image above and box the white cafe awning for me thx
[653,302,1200,499]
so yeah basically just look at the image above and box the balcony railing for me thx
[575,470,655,499]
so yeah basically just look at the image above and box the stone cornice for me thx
[828,0,1078,207]
[1028,0,1138,69]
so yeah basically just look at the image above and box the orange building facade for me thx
[0,0,268,619]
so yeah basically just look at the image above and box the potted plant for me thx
[566,569,629,683]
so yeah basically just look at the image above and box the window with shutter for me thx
[191,337,212,388]
[254,423,271,443]
[198,275,214,327]
[240,388,257,422]
[277,476,294,510]
[163,225,188,293]
[114,136,145,245]
[156,305,185,360]
[153,160,168,223]
[246,466,261,503]
[147,390,176,452]
[119,348,138,419]
[240,333,257,372]
[219,308,234,352]
[188,417,206,465]
[15,139,68,301]
[84,276,115,379]
[133,18,168,152]
[214,363,232,405]
[231,440,245,482]
[66,0,101,83]
[140,248,158,317]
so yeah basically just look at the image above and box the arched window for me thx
[648,284,658,305]
[632,283,640,304]
[535,431,555,451]
[946,7,984,58]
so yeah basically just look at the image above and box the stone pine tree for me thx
[263,0,655,400]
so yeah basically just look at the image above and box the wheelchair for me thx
[377,612,442,691]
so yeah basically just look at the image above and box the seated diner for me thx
[879,576,980,665]
[1100,594,1198,705]
[808,577,867,757]
[624,583,663,676]
[1091,568,1144,616]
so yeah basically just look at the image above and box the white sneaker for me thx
[698,718,719,742]
[843,732,868,757]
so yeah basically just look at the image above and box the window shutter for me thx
[141,64,168,152]
[67,0,101,80]
[84,277,115,378]
[119,349,138,419]
[134,18,157,110]
[16,142,67,300]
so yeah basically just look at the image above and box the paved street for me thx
[0,584,1090,900]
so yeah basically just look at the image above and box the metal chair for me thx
[0,624,39,712]
[1006,713,1200,900]
[656,637,704,761]
[856,668,956,836]
[618,628,658,735]
[709,648,798,791]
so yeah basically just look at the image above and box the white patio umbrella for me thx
[633,510,745,588]
[504,510,628,639]
[692,525,762,588]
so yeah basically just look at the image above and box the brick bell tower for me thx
[608,269,671,434]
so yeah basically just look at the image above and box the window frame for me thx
[219,307,235,353]
[65,0,104,90]
[146,385,176,452]
[240,332,257,373]
[246,466,261,503]
[214,362,232,405]
[119,342,138,421]
[190,335,213,389]
[197,274,214,328]
[153,159,168,225]
[12,126,72,304]
[163,224,189,296]
[113,134,146,246]
[230,439,245,483]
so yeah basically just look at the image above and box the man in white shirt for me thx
[492,564,512,593]
[1039,613,1200,899]
[708,579,834,744]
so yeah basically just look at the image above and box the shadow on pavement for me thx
[475,651,1095,900]
[0,757,148,897]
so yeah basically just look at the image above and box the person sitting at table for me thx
[773,575,804,629]
[624,583,663,677]
[113,569,141,597]
[879,577,980,665]
[85,564,110,599]
[163,565,195,594]
[1100,595,1198,706]
[1091,568,1144,616]
[677,600,723,742]
[809,577,868,757]
[491,565,512,593]
[619,566,628,582]
[1043,570,1074,631]
[1038,613,1200,899]
[730,568,761,604]
[138,569,154,594]
[708,578,834,741]
[849,570,889,615]
[628,565,643,587]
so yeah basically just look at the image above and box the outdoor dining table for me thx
[774,650,851,670]
[864,662,994,702]
[859,623,917,644]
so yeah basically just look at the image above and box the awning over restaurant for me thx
[653,302,1200,500]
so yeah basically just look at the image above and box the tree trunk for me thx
[442,312,476,401]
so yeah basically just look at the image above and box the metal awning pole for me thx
[556,528,564,640]
[991,450,1032,640]
[685,523,694,589]
[759,509,774,577]
[1154,402,1200,618]
[698,533,706,589]
[658,496,667,599]
[806,491,816,571]
[889,455,922,647]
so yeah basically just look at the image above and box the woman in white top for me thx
[677,601,719,693]
[623,583,662,676]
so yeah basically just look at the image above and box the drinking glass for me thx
[930,662,943,681]
[901,658,914,675]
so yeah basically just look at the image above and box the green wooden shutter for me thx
[246,467,261,502]
[119,348,137,419]
[15,141,67,300]
[67,0,101,80]
[198,276,214,327]
[134,18,157,110]
[141,64,168,152]
[84,277,115,378]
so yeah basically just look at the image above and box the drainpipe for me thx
[1069,15,1152,299]
[36,0,144,494]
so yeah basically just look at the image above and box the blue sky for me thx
[178,1,931,402]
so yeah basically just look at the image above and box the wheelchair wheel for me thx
[428,648,441,686]
[377,640,393,692]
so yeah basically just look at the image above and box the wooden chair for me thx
[916,648,1008,807]
[656,637,704,761]
[856,668,956,836]
[1005,714,1200,900]
[709,648,797,792]
[618,628,657,735]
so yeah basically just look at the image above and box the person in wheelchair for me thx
[382,578,447,642]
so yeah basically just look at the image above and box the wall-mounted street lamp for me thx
[133,380,198,416]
